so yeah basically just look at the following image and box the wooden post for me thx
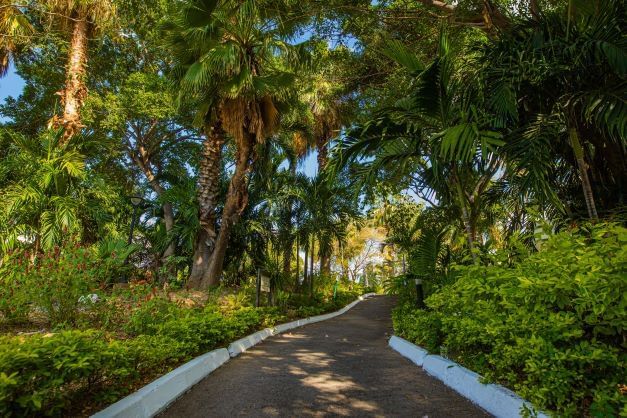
[303,238,308,292]
[255,268,261,307]
[415,276,425,309]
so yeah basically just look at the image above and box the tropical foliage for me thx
[0,0,625,415]
[393,223,627,416]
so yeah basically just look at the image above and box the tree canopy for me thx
[0,0,625,414]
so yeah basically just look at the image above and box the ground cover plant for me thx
[0,272,364,416]
[393,223,627,417]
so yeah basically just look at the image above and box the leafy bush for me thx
[0,242,133,328]
[0,282,366,416]
[393,223,627,416]
[0,331,134,417]
[94,238,138,284]
[124,298,186,335]
[125,334,189,373]
[0,246,102,327]
[0,251,32,324]
[257,307,288,327]
[218,292,251,314]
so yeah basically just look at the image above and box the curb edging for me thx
[92,348,230,418]
[388,336,549,418]
[93,293,377,417]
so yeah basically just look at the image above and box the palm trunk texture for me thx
[188,121,225,288]
[58,17,89,142]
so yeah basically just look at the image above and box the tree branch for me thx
[416,0,455,13]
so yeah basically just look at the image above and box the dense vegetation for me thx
[393,223,626,416]
[0,0,625,416]
[0,277,366,415]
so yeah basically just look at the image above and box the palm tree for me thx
[269,106,316,278]
[307,76,344,172]
[294,173,359,287]
[0,1,34,76]
[477,0,626,219]
[332,32,504,261]
[0,128,115,252]
[39,0,115,141]
[164,0,306,289]
[298,46,354,173]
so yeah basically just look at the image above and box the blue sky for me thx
[0,65,25,119]
[0,64,320,176]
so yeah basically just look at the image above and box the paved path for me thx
[162,296,490,417]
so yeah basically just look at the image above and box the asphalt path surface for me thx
[162,295,490,418]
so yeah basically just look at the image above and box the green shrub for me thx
[0,285,363,415]
[0,246,104,327]
[394,223,627,416]
[224,307,263,336]
[0,251,31,324]
[295,305,325,318]
[0,331,134,417]
[124,298,186,335]
[392,303,443,352]
[218,292,251,313]
[126,334,189,372]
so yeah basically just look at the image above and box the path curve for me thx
[162,296,490,417]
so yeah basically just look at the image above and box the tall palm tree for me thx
[270,105,315,278]
[295,47,354,271]
[300,46,353,173]
[164,0,306,289]
[40,0,115,141]
[294,173,359,283]
[309,77,344,172]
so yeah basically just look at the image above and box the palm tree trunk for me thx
[200,132,254,289]
[309,235,315,296]
[340,245,348,279]
[58,17,90,142]
[295,234,300,288]
[316,134,329,172]
[452,167,477,263]
[320,254,331,276]
[162,202,176,258]
[569,128,598,220]
[281,212,293,278]
[282,159,297,278]
[188,121,225,288]
[282,240,292,278]
[315,139,334,272]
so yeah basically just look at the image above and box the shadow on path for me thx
[161,296,490,418]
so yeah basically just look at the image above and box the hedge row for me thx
[0,294,356,416]
[393,223,627,417]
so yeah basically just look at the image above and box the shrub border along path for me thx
[92,293,377,418]
[388,335,550,418]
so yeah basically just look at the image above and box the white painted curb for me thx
[93,293,378,418]
[227,328,273,357]
[92,348,230,418]
[389,336,549,418]
[389,336,428,366]
[269,292,377,336]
